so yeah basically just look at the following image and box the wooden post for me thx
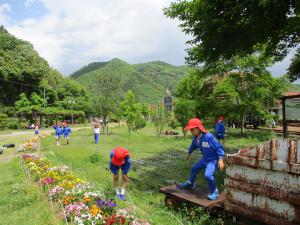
[282,98,288,138]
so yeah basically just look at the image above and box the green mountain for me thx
[70,59,189,103]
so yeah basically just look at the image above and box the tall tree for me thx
[92,74,121,133]
[164,1,300,81]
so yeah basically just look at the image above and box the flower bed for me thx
[21,154,150,225]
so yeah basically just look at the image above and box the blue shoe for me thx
[119,194,126,201]
[207,191,219,200]
[115,194,120,199]
[177,181,195,190]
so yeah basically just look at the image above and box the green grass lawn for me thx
[0,158,63,225]
[36,125,275,225]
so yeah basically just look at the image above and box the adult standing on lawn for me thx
[177,118,224,201]
[109,147,131,201]
[214,116,226,144]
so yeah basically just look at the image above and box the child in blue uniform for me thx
[109,147,131,201]
[178,118,224,200]
[214,116,225,144]
[53,123,63,146]
[63,123,72,144]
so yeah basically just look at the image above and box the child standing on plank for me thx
[93,124,100,144]
[214,116,226,144]
[53,122,63,146]
[63,122,72,144]
[109,147,131,201]
[177,118,224,201]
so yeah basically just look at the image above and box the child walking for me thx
[53,122,63,146]
[178,118,224,200]
[109,147,131,201]
[93,124,100,144]
[63,122,72,144]
[214,116,226,144]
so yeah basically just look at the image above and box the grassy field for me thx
[0,125,276,225]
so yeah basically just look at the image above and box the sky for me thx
[0,0,296,80]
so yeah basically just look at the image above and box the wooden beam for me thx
[282,98,288,138]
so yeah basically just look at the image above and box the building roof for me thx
[284,91,300,97]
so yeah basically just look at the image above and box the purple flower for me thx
[96,199,117,209]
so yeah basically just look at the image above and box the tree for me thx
[214,71,286,134]
[120,91,146,133]
[150,103,165,136]
[0,26,50,105]
[288,49,300,82]
[164,0,300,81]
[174,54,287,134]
[174,98,196,136]
[92,74,121,134]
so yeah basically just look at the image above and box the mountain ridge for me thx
[70,58,190,103]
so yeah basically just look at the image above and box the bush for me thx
[8,122,18,130]
[0,113,8,130]
[89,154,100,164]
[135,115,147,130]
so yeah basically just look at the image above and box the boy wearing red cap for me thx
[215,116,225,144]
[178,118,224,200]
[109,147,131,201]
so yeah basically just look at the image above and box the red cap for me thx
[218,116,225,121]
[111,147,129,166]
[184,118,208,133]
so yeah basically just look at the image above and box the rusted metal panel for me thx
[225,138,300,225]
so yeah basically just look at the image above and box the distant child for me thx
[53,122,63,146]
[214,116,226,144]
[34,124,39,136]
[93,124,100,144]
[63,122,72,144]
[178,118,224,201]
[110,147,131,201]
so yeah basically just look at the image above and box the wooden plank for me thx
[160,185,225,209]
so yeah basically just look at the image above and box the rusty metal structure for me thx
[226,139,300,225]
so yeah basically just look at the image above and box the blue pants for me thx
[94,133,100,144]
[110,161,131,175]
[216,133,224,140]
[188,159,218,194]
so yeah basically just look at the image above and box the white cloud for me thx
[4,0,188,74]
[24,0,37,8]
[0,3,10,23]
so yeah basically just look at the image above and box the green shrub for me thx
[8,122,18,129]
[0,113,8,130]
[89,153,100,164]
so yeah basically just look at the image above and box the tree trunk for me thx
[240,112,245,134]
[182,127,186,137]
[39,115,42,127]
[18,115,21,130]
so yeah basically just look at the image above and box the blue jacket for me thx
[215,121,225,134]
[63,126,72,136]
[53,126,63,135]
[188,132,224,161]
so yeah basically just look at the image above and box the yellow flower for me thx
[90,204,100,216]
